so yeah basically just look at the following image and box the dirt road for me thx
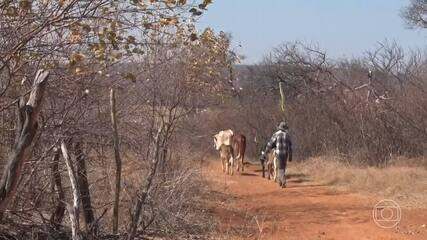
[204,160,427,240]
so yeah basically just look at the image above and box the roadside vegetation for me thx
[291,156,427,208]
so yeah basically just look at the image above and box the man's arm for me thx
[287,136,293,162]
[264,134,277,156]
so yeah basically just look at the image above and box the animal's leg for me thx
[229,156,234,176]
[272,159,277,181]
[221,157,225,173]
[270,164,274,180]
[261,160,265,178]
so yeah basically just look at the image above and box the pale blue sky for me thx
[197,0,426,64]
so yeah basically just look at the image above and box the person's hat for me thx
[277,121,289,131]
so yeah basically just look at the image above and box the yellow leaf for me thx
[6,6,17,16]
[160,18,169,26]
[203,0,213,6]
[70,52,85,62]
[19,0,31,10]
[75,67,83,74]
[59,0,67,7]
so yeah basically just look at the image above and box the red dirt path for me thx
[203,160,427,240]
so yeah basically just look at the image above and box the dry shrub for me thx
[84,146,216,239]
[389,156,427,169]
[292,156,427,208]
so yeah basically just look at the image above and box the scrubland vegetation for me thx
[0,0,426,239]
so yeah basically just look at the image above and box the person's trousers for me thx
[276,153,288,187]
[277,169,286,187]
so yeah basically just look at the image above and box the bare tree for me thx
[402,0,427,28]
[127,126,163,240]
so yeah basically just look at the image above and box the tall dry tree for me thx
[50,147,65,227]
[0,70,49,217]
[74,141,95,233]
[110,88,122,234]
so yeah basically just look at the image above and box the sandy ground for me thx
[203,160,427,240]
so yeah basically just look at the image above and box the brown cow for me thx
[232,134,246,173]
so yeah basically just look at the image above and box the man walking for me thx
[261,121,293,188]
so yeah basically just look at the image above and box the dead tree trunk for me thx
[74,141,95,233]
[50,147,65,227]
[0,70,49,217]
[279,81,286,115]
[127,127,163,240]
[61,141,81,240]
[110,89,122,234]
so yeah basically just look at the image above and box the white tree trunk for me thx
[61,141,81,240]
[0,70,49,216]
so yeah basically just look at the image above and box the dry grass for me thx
[291,156,427,208]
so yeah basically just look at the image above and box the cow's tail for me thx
[240,135,246,172]
[242,135,246,159]
[241,135,246,161]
